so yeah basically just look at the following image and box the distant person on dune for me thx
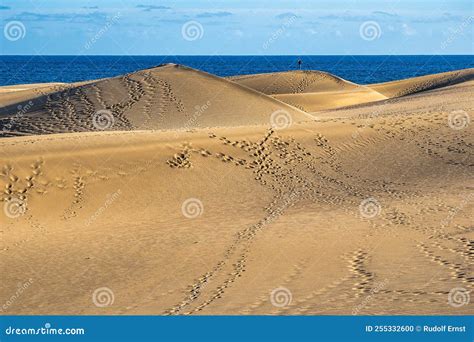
[297,59,302,70]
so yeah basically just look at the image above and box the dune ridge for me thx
[228,70,361,94]
[369,68,474,98]
[229,70,389,112]
[229,68,474,112]
[0,64,311,137]
[0,66,472,316]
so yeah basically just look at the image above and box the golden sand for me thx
[0,66,472,315]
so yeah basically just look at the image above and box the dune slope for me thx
[0,64,310,137]
[0,83,68,107]
[1,69,472,316]
[229,70,387,112]
[369,68,474,98]
[228,70,362,95]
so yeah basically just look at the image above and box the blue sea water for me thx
[0,55,472,86]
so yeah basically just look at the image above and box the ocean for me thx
[0,55,472,86]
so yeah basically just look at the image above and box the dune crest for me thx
[369,68,474,98]
[0,64,311,137]
[0,66,473,316]
[229,70,387,112]
[229,70,361,95]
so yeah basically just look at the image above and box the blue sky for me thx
[1,0,472,55]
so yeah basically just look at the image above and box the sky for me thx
[0,0,472,55]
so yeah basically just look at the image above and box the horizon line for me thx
[1,54,473,57]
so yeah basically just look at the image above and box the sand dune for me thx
[228,70,362,95]
[0,67,473,316]
[369,68,474,98]
[0,64,311,137]
[229,70,387,112]
[0,83,68,107]
[272,89,387,113]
